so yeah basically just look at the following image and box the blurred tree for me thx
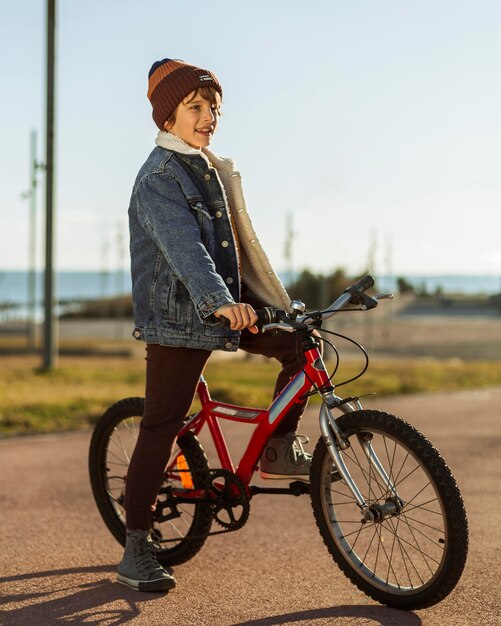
[289,268,353,309]
[396,276,415,294]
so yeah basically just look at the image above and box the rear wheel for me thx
[310,409,468,609]
[89,397,213,566]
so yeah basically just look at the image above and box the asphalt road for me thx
[1,388,500,626]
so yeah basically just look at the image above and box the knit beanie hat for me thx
[147,58,223,130]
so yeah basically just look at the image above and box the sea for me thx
[1,269,500,321]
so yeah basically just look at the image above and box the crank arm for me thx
[157,486,217,504]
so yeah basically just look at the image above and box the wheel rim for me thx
[103,416,201,550]
[320,426,448,595]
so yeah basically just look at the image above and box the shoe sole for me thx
[260,471,310,481]
[117,573,176,592]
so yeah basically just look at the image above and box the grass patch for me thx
[2,354,501,436]
[0,356,145,436]
[203,357,501,405]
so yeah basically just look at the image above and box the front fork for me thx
[318,396,403,522]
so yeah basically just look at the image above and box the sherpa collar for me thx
[155,131,236,175]
[156,130,202,155]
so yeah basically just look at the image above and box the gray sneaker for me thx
[117,529,176,592]
[260,432,312,480]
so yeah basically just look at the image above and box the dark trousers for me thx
[125,329,314,530]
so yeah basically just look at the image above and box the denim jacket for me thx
[129,132,290,351]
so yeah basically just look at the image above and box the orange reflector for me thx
[176,455,194,489]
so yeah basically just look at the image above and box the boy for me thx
[118,58,313,592]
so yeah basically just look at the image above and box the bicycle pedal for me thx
[288,481,310,495]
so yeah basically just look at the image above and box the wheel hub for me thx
[362,497,404,524]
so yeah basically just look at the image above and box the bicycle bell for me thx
[290,300,306,320]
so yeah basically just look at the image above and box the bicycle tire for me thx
[88,397,213,566]
[310,409,468,610]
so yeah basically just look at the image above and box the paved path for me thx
[1,389,500,626]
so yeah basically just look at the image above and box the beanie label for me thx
[198,74,213,82]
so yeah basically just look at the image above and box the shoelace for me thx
[288,433,310,463]
[133,537,163,575]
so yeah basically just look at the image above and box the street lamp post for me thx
[21,130,41,350]
[43,0,57,369]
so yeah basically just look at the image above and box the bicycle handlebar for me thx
[218,275,385,332]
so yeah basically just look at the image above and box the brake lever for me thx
[354,292,379,310]
[262,322,296,334]
[262,317,311,333]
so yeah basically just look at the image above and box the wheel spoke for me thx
[404,499,442,516]
[400,513,445,537]
[345,446,389,500]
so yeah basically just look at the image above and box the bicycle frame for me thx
[174,332,371,501]
[175,343,402,524]
[177,338,330,488]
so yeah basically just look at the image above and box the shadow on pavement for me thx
[0,564,171,626]
[231,605,422,626]
[1,568,424,626]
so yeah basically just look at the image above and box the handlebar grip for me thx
[257,307,277,325]
[217,307,277,328]
[351,275,375,293]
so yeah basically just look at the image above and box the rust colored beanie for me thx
[147,58,223,130]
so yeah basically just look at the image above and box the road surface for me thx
[1,389,500,625]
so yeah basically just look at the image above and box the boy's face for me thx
[164,91,218,148]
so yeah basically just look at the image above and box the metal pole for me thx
[284,210,294,289]
[28,130,37,350]
[43,0,57,369]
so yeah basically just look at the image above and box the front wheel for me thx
[310,409,468,610]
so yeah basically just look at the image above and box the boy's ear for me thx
[163,121,170,131]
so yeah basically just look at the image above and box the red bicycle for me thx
[89,276,468,610]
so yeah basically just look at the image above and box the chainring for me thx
[208,469,250,530]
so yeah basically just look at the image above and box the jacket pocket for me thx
[161,275,180,323]
[161,275,193,326]
[190,200,216,257]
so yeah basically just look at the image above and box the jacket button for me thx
[226,277,234,284]
[215,210,223,218]
[204,173,211,181]
[221,240,229,248]
[133,330,141,338]
[225,342,233,350]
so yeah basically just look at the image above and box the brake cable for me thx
[295,326,370,400]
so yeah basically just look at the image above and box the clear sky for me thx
[1,0,500,278]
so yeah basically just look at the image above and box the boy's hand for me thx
[214,303,259,334]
